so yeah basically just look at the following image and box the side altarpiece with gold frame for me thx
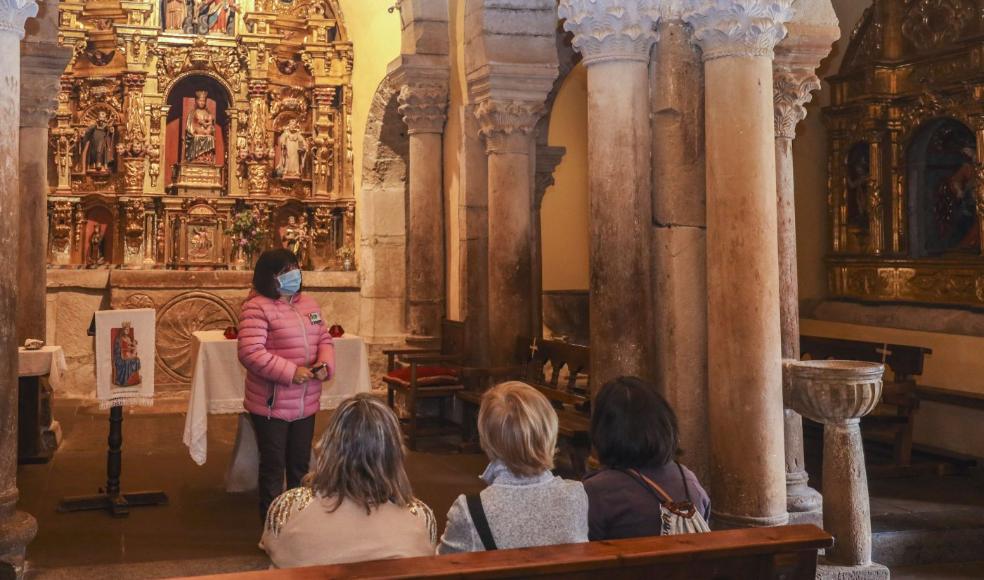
[826,0,984,309]
[48,0,355,271]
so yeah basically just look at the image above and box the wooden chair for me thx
[800,335,930,473]
[383,320,466,450]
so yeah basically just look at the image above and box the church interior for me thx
[3,0,984,578]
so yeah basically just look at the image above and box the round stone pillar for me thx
[789,360,889,578]
[398,82,449,340]
[684,0,793,528]
[774,64,823,525]
[559,0,659,390]
[476,99,544,368]
[0,0,42,575]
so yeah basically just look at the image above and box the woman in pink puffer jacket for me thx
[238,249,335,520]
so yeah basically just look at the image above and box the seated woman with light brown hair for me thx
[260,393,436,568]
[438,381,588,553]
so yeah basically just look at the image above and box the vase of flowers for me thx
[338,245,355,271]
[226,209,267,270]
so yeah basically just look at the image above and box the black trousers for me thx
[250,413,316,521]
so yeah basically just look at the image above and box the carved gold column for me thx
[867,128,885,255]
[311,87,337,197]
[120,72,148,196]
[1,1,41,574]
[246,80,271,195]
[888,119,905,254]
[973,116,984,257]
[684,0,791,529]
[475,97,548,369]
[774,19,836,526]
[559,0,659,389]
[396,76,448,339]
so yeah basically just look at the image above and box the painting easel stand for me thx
[57,406,168,517]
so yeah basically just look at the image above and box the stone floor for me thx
[15,398,984,579]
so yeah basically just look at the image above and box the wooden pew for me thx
[800,335,931,475]
[457,338,591,475]
[187,525,832,580]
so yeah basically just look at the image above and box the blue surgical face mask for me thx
[276,269,302,297]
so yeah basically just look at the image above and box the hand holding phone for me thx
[311,362,329,381]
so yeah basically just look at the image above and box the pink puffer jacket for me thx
[238,291,335,421]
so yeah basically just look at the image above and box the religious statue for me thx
[281,215,309,265]
[185,0,237,35]
[111,321,142,387]
[276,120,308,180]
[189,227,214,259]
[164,0,186,30]
[88,227,105,267]
[185,90,216,163]
[80,111,115,174]
[845,146,870,229]
[934,147,979,251]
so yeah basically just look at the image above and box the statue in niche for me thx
[282,216,309,265]
[845,145,870,229]
[80,111,115,174]
[184,0,237,35]
[164,0,186,30]
[189,226,214,260]
[88,227,105,267]
[934,146,979,251]
[276,120,308,179]
[185,90,216,163]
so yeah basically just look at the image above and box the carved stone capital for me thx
[474,99,545,154]
[773,67,820,139]
[397,83,448,135]
[0,0,36,38]
[683,0,794,61]
[558,0,660,65]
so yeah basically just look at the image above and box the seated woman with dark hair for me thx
[583,376,710,541]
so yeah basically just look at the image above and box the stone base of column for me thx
[817,561,890,580]
[787,505,823,527]
[787,473,823,527]
[0,510,38,578]
[710,509,789,530]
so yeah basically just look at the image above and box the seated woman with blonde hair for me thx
[438,381,588,553]
[260,393,436,568]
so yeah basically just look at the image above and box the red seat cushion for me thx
[386,365,459,386]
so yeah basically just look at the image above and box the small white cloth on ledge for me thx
[18,346,68,389]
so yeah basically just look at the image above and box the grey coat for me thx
[437,461,589,554]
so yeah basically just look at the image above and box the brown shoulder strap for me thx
[627,468,674,504]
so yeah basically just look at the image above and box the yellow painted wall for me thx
[444,0,466,320]
[338,0,402,194]
[542,63,590,291]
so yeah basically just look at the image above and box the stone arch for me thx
[357,72,409,341]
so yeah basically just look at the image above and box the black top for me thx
[582,462,711,541]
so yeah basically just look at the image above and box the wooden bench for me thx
[457,338,592,476]
[800,335,931,475]
[186,524,832,580]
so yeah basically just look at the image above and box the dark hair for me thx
[252,249,300,299]
[591,376,678,469]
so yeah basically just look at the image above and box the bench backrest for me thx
[800,335,931,381]
[189,525,832,580]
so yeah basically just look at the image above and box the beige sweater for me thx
[261,487,436,569]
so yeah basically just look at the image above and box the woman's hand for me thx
[312,362,329,381]
[293,366,313,384]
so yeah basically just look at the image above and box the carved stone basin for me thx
[786,360,884,424]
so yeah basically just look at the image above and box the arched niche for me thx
[164,74,232,189]
[906,118,978,257]
[83,204,115,266]
[844,140,871,234]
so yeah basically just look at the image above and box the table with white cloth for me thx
[18,346,68,463]
[182,330,371,491]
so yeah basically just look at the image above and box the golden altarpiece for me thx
[826,1,984,308]
[48,0,355,271]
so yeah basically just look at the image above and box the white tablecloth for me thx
[182,330,371,467]
[18,346,68,389]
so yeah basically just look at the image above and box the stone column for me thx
[558,0,659,391]
[684,0,792,529]
[774,40,826,527]
[397,81,448,340]
[788,360,889,579]
[649,4,709,482]
[17,39,68,343]
[1,1,42,575]
[475,99,545,369]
